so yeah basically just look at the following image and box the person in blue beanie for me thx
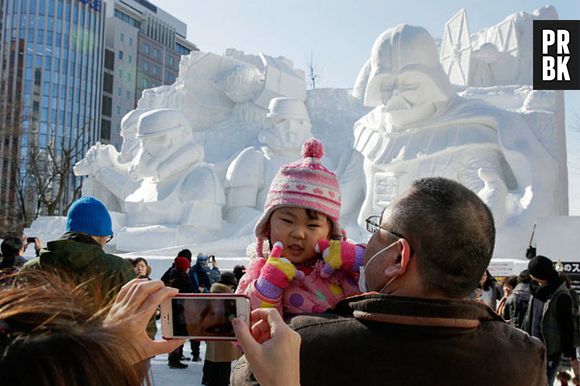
[23,196,135,303]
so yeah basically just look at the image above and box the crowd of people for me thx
[0,138,578,386]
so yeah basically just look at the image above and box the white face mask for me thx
[358,240,399,293]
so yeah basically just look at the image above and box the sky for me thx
[157,0,580,213]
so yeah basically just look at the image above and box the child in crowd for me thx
[167,256,195,369]
[202,272,242,386]
[236,139,365,316]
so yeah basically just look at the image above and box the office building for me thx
[0,0,196,231]
[0,0,105,229]
[101,0,197,147]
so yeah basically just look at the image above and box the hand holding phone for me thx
[104,279,185,363]
[232,308,301,386]
[27,237,36,244]
[161,294,250,340]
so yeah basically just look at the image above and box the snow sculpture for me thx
[224,97,313,236]
[350,24,562,258]
[133,49,306,163]
[440,6,559,87]
[76,109,225,251]
[74,109,144,213]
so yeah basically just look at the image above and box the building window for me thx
[128,55,132,64]
[143,61,149,71]
[103,73,113,93]
[153,65,160,77]
[102,96,112,116]
[143,42,150,55]
[116,106,121,115]
[101,119,111,141]
[117,87,121,96]
[104,49,115,70]
[120,32,124,42]
[126,90,130,99]
[142,78,148,88]
[153,48,160,59]
[118,50,123,60]
[129,37,133,46]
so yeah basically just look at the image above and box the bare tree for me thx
[18,127,87,220]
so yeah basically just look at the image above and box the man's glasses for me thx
[365,215,413,255]
[365,216,405,239]
[106,234,114,244]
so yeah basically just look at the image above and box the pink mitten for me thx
[315,240,366,278]
[256,242,303,299]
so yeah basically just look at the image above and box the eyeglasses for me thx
[365,215,413,255]
[365,216,405,238]
[106,234,114,244]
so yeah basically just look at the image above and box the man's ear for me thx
[383,239,412,277]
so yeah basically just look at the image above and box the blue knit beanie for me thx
[66,197,113,237]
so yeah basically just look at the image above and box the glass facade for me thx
[0,0,105,228]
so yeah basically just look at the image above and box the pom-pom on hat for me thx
[174,256,190,272]
[254,138,342,257]
[66,196,113,237]
[528,255,556,281]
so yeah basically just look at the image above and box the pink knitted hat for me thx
[254,138,342,257]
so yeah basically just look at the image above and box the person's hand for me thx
[256,242,304,299]
[232,308,301,386]
[104,279,185,363]
[315,240,366,278]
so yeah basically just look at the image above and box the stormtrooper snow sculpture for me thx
[351,24,562,258]
[77,108,225,251]
[224,97,313,234]
[74,109,145,213]
[133,50,306,164]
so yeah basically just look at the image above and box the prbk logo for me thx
[533,20,580,90]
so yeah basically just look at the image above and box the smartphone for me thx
[160,294,250,340]
[27,237,36,244]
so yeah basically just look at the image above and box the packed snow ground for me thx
[150,329,209,386]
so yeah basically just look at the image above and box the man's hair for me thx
[1,237,23,258]
[387,177,495,298]
[0,271,147,386]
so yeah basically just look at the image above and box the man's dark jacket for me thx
[232,294,546,386]
[23,232,135,298]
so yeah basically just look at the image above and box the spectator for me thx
[160,249,203,363]
[504,269,532,329]
[496,275,518,318]
[161,249,193,285]
[192,253,213,293]
[0,271,183,386]
[479,269,503,309]
[202,272,242,386]
[167,256,196,369]
[23,197,134,303]
[0,237,40,285]
[231,177,546,386]
[131,257,152,279]
[208,255,221,284]
[523,255,579,385]
[233,265,246,287]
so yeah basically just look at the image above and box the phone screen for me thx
[171,298,238,338]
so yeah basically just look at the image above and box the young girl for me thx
[236,138,365,316]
